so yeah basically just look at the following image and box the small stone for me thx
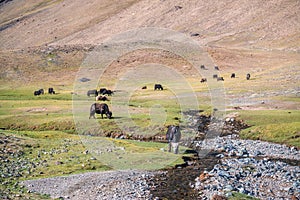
[199,172,210,182]
[83,150,89,154]
[216,154,224,158]
[224,184,234,191]
[55,161,63,165]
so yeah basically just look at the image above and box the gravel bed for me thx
[193,135,300,199]
[20,134,300,200]
[22,170,161,200]
[195,134,299,161]
[195,157,300,199]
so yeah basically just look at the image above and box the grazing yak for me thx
[89,103,112,119]
[99,88,114,96]
[166,125,181,154]
[104,90,114,96]
[87,89,98,97]
[200,65,206,69]
[34,89,44,96]
[48,88,55,94]
[213,74,218,79]
[154,84,163,90]
[142,86,147,89]
[246,73,251,80]
[217,77,224,81]
[200,78,207,83]
[34,90,41,96]
[99,88,107,94]
[96,95,108,101]
[231,73,236,78]
[214,66,219,70]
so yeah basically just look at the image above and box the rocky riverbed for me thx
[22,170,161,200]
[2,112,300,200]
[19,134,300,200]
[195,157,299,199]
[193,134,300,199]
[194,134,299,161]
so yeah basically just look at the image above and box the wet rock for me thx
[195,156,300,199]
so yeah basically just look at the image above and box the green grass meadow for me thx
[1,81,299,148]
[238,109,300,147]
[0,79,299,199]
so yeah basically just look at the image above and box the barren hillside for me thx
[1,0,299,50]
[0,0,139,49]
[0,0,299,94]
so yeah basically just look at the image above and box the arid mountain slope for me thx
[0,0,299,95]
[0,0,139,50]
[0,0,299,51]
[54,0,300,51]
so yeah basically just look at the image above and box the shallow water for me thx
[149,150,221,200]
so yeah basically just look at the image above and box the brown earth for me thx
[0,0,299,96]
[0,0,299,109]
[1,0,299,51]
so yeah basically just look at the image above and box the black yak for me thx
[89,103,112,119]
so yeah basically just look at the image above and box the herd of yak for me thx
[33,64,251,123]
[33,87,55,96]
[31,65,251,153]
[86,84,164,119]
[200,65,251,83]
